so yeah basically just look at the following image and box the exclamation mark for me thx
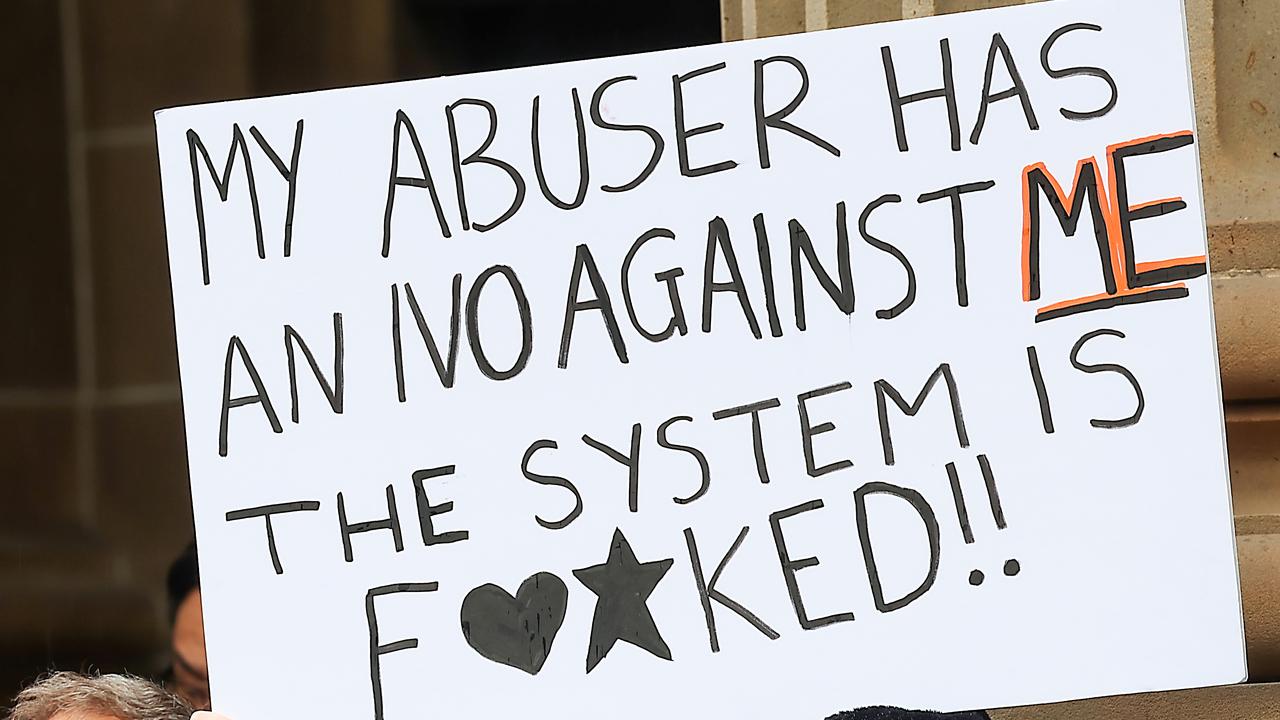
[978,454,1006,530]
[1026,346,1056,434]
[947,454,1018,586]
[946,461,974,545]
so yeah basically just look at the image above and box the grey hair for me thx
[6,671,191,720]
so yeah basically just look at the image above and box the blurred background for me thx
[3,0,1280,715]
[0,0,718,703]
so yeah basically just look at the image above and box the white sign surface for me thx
[156,0,1244,716]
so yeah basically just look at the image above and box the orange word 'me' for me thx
[1020,130,1206,322]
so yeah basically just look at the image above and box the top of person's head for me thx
[166,539,200,623]
[6,672,190,720]
[828,709,991,720]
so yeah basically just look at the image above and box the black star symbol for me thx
[572,528,674,672]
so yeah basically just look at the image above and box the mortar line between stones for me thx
[84,125,155,149]
[58,0,99,530]
[902,0,935,19]
[805,0,828,32]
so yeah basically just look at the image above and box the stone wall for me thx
[0,0,393,700]
[719,0,1280,449]
[723,0,1280,713]
[0,0,1269,710]
[0,0,720,704]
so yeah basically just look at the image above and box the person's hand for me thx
[192,713,229,720]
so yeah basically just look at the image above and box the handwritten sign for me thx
[156,0,1244,716]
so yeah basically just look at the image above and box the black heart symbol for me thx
[460,572,568,675]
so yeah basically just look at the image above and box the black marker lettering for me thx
[1070,328,1144,429]
[684,526,780,653]
[753,55,840,169]
[187,126,262,285]
[712,398,782,485]
[797,382,854,478]
[382,110,452,258]
[703,217,763,339]
[1023,161,1114,300]
[367,583,438,720]
[1111,133,1201,289]
[790,204,854,331]
[622,229,689,343]
[590,75,665,193]
[219,335,283,458]
[881,40,960,152]
[522,439,583,530]
[1033,287,1190,323]
[673,62,739,177]
[659,416,711,505]
[225,501,321,575]
[467,266,533,381]
[1025,345,1056,434]
[970,33,1039,145]
[560,244,630,368]
[945,463,975,545]
[978,454,1007,530]
[392,279,463,401]
[874,363,969,466]
[412,465,469,547]
[338,485,404,563]
[285,313,343,424]
[917,181,995,308]
[769,500,856,630]
[855,482,941,612]
[446,98,526,232]
[248,120,304,257]
[858,195,915,319]
[753,214,784,338]
[582,424,643,513]
[531,89,590,210]
[1041,23,1119,121]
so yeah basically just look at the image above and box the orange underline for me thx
[1036,283,1187,315]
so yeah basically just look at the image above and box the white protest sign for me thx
[156,0,1244,716]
